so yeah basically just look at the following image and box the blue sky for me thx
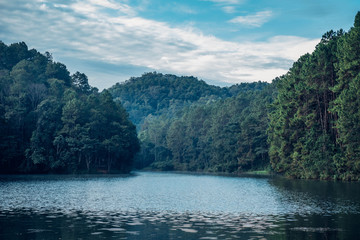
[0,0,359,89]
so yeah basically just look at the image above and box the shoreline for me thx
[133,169,275,179]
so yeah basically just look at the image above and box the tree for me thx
[26,98,62,172]
[71,71,92,93]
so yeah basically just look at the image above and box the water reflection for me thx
[1,209,359,240]
[0,172,360,239]
[269,177,360,215]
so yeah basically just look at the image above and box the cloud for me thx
[222,6,236,14]
[0,0,318,89]
[203,0,243,13]
[70,0,136,16]
[229,10,273,27]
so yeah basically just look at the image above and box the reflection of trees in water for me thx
[266,176,360,240]
[1,209,359,240]
[0,210,292,240]
[269,176,360,215]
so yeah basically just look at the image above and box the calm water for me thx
[0,172,360,239]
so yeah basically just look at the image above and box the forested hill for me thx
[136,84,275,172]
[0,41,139,174]
[108,72,272,172]
[108,12,360,181]
[108,72,268,128]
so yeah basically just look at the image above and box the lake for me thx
[0,172,359,239]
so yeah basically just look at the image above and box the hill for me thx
[109,72,272,172]
[108,12,360,180]
[108,72,268,128]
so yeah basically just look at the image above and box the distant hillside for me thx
[136,84,275,172]
[108,72,268,128]
[108,72,271,172]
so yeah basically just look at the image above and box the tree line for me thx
[0,41,139,173]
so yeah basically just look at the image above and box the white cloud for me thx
[88,0,119,9]
[69,0,135,16]
[88,0,136,15]
[0,0,319,88]
[203,0,244,13]
[39,3,47,10]
[222,6,236,14]
[230,10,273,27]
[53,4,68,9]
[70,2,98,15]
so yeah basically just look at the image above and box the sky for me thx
[0,0,359,89]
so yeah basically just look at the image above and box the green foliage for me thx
[108,72,267,128]
[109,71,271,174]
[268,12,360,181]
[0,41,139,174]
[129,76,273,173]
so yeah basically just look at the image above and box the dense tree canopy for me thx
[112,73,272,173]
[144,85,274,173]
[109,72,267,128]
[268,12,360,180]
[0,41,139,174]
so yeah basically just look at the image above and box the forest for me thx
[1,12,360,180]
[111,12,360,180]
[108,72,266,128]
[0,42,139,174]
[109,74,272,172]
[268,12,360,180]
